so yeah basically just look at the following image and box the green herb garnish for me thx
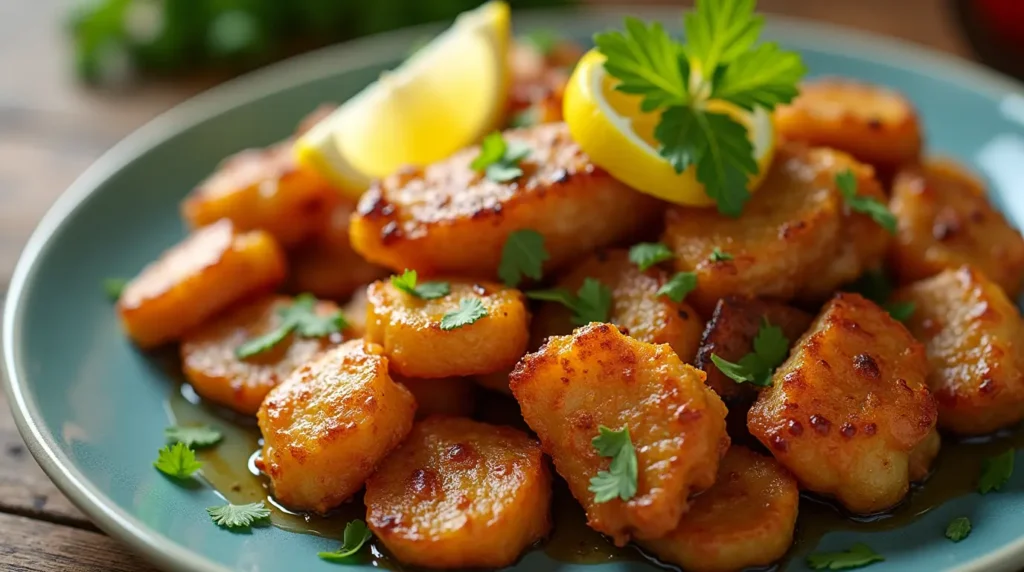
[104,277,127,301]
[319,520,373,562]
[710,318,788,387]
[588,425,638,503]
[945,517,971,542]
[235,294,347,359]
[979,449,1015,494]
[628,242,674,271]
[498,230,549,287]
[164,425,222,449]
[471,132,531,182]
[207,501,271,529]
[657,272,698,303]
[390,269,450,300]
[440,298,488,330]
[709,247,733,262]
[807,543,884,570]
[528,278,612,326]
[836,169,897,235]
[153,442,202,479]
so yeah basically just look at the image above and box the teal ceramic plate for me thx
[5,7,1024,572]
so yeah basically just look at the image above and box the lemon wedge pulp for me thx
[295,1,511,198]
[563,49,775,207]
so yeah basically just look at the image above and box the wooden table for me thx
[0,0,971,570]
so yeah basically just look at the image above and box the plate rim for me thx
[4,6,1024,572]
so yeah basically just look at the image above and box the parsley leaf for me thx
[528,278,612,326]
[683,0,763,77]
[522,29,558,56]
[712,42,806,110]
[710,318,789,387]
[153,442,202,479]
[884,301,916,323]
[709,247,733,262]
[440,298,488,330]
[657,271,698,303]
[588,425,638,503]
[656,106,757,216]
[207,501,271,529]
[164,425,222,449]
[807,543,884,570]
[979,449,1015,494]
[945,517,971,542]
[390,269,450,300]
[594,18,689,112]
[836,170,897,235]
[628,242,674,271]
[471,132,531,182]
[499,230,549,287]
[319,520,372,562]
[104,278,127,301]
[235,294,347,359]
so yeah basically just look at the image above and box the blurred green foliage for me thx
[68,0,576,84]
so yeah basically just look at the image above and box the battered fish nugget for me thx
[894,266,1024,435]
[350,123,661,278]
[748,293,937,514]
[776,78,922,171]
[117,220,286,348]
[511,323,729,545]
[638,447,799,572]
[889,160,1024,297]
[181,295,345,415]
[663,143,843,315]
[256,341,415,513]
[365,417,550,569]
[365,279,529,378]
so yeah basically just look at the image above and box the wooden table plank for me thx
[0,511,158,571]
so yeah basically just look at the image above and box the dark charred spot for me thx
[231,483,242,492]
[863,422,877,436]
[410,468,440,497]
[572,411,595,431]
[867,117,883,130]
[380,221,403,244]
[595,248,609,262]
[840,423,857,438]
[677,309,690,320]
[770,433,789,452]
[810,414,832,435]
[787,419,804,436]
[299,197,325,215]
[932,211,961,241]
[778,220,807,240]
[896,378,912,393]
[446,443,477,464]
[817,359,831,371]
[969,209,985,223]
[852,353,881,380]
[560,376,570,384]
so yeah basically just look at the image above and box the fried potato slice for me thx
[350,123,661,278]
[748,293,937,514]
[695,296,813,440]
[365,279,529,378]
[775,78,922,171]
[256,340,416,513]
[638,446,799,572]
[181,295,345,415]
[909,427,940,482]
[287,201,389,300]
[894,266,1024,435]
[797,151,891,300]
[394,376,477,418]
[365,417,551,569]
[662,143,843,315]
[117,220,286,348]
[511,323,729,545]
[889,160,1024,297]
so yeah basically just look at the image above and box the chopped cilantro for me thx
[628,242,674,271]
[807,543,884,570]
[979,449,1015,494]
[527,277,612,326]
[945,517,971,542]
[319,520,372,562]
[498,230,549,287]
[390,269,450,300]
[235,294,347,359]
[207,501,271,529]
[588,426,638,503]
[836,169,897,235]
[657,271,698,303]
[471,132,531,183]
[164,425,222,449]
[710,318,789,387]
[439,298,488,330]
[104,277,127,301]
[153,442,202,479]
[709,247,733,262]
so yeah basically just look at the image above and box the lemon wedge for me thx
[563,49,775,207]
[295,1,511,198]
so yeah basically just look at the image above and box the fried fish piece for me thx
[894,266,1024,435]
[662,143,844,315]
[888,160,1024,298]
[365,279,529,378]
[638,446,799,572]
[256,340,416,513]
[776,78,922,171]
[181,295,345,415]
[511,323,729,545]
[350,123,661,278]
[117,220,286,348]
[365,417,551,569]
[748,293,937,514]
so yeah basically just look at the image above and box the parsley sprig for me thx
[440,298,489,330]
[528,278,612,326]
[499,230,549,287]
[588,426,638,503]
[807,543,884,570]
[709,247,733,262]
[658,272,698,303]
[595,0,805,216]
[628,242,674,271]
[104,277,127,301]
[319,520,373,562]
[207,501,271,530]
[472,132,531,182]
[710,318,789,387]
[945,517,971,542]
[235,294,347,359]
[165,425,222,449]
[836,169,897,235]
[154,442,202,479]
[390,269,450,299]
[979,449,1015,494]
[843,269,915,323]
